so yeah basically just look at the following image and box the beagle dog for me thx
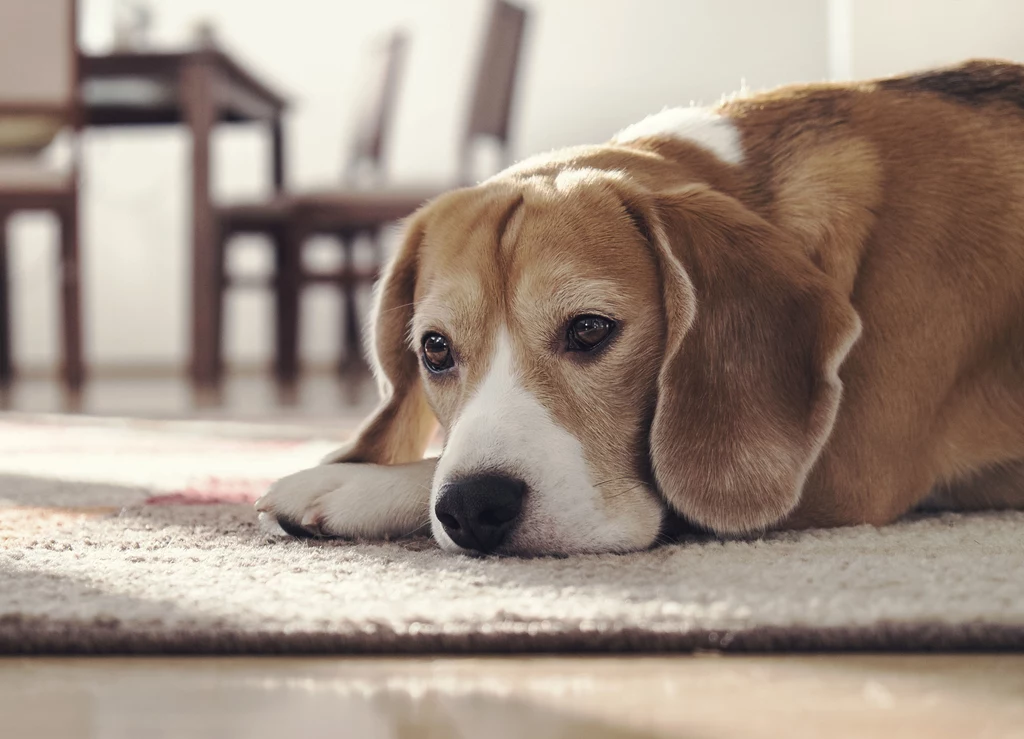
[257,59,1024,556]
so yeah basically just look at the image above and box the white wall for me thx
[13,0,831,371]
[847,0,1024,78]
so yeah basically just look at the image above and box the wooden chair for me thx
[215,30,424,386]
[459,0,529,179]
[0,0,84,395]
[213,0,529,390]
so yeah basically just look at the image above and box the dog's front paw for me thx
[255,461,434,540]
[255,466,335,538]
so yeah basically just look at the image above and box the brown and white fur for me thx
[257,60,1024,556]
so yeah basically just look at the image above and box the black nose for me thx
[434,473,526,553]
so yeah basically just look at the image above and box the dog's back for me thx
[878,59,1024,110]
[724,61,1024,523]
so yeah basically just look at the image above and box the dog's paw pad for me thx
[257,511,288,537]
[258,511,321,539]
[280,517,322,539]
[300,508,333,538]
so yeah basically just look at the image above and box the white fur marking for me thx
[256,459,435,538]
[614,107,745,166]
[431,329,660,555]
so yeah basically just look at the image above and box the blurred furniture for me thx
[216,31,420,388]
[79,47,288,393]
[0,0,83,394]
[458,0,528,179]
[214,0,529,391]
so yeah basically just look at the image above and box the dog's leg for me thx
[256,458,437,539]
[919,460,1024,513]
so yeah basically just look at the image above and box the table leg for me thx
[182,57,220,394]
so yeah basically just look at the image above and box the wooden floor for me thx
[0,371,377,423]
[2,655,1023,738]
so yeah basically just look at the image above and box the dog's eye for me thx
[567,315,615,351]
[422,332,454,373]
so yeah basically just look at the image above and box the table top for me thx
[80,48,288,127]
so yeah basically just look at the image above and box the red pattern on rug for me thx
[0,416,350,509]
[146,476,278,505]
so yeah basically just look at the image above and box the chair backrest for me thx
[343,30,409,186]
[0,0,77,113]
[459,0,528,183]
[0,0,78,154]
[342,2,528,187]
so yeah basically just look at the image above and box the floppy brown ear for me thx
[629,184,861,534]
[322,214,436,465]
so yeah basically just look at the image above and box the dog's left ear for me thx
[321,211,436,466]
[622,184,861,534]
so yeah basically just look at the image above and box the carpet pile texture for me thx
[1,415,1022,654]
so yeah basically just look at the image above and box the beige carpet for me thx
[1,415,1022,654]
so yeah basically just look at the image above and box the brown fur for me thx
[340,59,1024,536]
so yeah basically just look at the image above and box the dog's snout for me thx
[434,473,526,553]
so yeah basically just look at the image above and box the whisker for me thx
[591,475,641,488]
[602,482,651,500]
[401,517,433,537]
[378,301,416,316]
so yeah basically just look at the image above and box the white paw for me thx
[255,461,434,540]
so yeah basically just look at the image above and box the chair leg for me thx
[0,211,11,387]
[339,228,382,375]
[58,200,84,395]
[339,232,361,375]
[274,223,303,391]
[211,224,228,387]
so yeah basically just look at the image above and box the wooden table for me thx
[80,49,288,391]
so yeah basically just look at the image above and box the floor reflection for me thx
[2,655,1022,739]
[253,689,668,739]
[5,667,670,739]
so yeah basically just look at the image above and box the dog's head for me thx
[344,147,860,556]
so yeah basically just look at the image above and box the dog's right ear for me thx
[322,212,436,465]
[617,182,861,535]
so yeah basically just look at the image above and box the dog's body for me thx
[258,60,1024,555]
